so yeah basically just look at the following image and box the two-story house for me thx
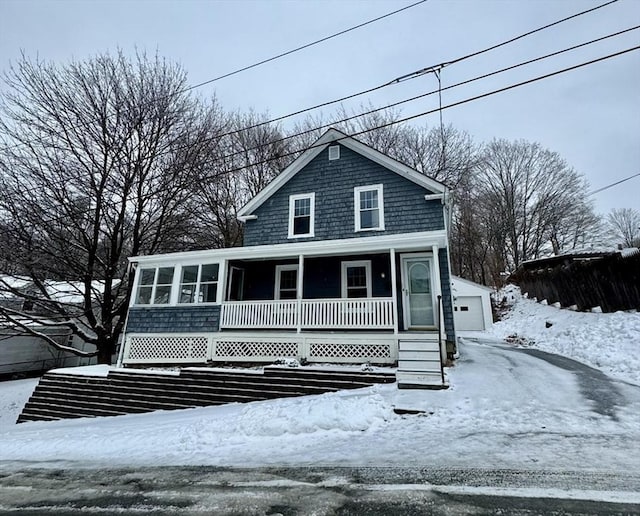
[120,129,455,387]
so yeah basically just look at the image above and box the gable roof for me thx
[238,128,448,218]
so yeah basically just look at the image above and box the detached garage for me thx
[451,276,493,331]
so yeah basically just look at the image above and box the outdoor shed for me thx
[451,276,493,331]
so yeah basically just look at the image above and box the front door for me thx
[401,255,436,330]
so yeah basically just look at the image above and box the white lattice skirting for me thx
[126,335,210,363]
[122,333,398,365]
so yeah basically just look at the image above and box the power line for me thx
[200,0,624,142]
[5,45,638,228]
[0,0,428,153]
[185,26,640,166]
[388,0,619,83]
[196,44,640,178]
[588,172,640,196]
[1,0,619,154]
[181,0,429,92]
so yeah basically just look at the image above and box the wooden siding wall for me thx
[243,144,445,246]
[512,252,640,312]
[126,306,221,333]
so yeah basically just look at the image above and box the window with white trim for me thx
[135,266,175,305]
[354,184,384,232]
[341,260,372,298]
[288,193,315,238]
[178,263,219,304]
[275,264,298,300]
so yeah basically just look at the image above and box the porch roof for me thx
[129,230,448,266]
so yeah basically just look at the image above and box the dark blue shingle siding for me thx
[244,145,444,246]
[125,305,221,333]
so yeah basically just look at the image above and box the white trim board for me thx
[129,230,448,266]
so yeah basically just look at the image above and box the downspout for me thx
[443,189,457,352]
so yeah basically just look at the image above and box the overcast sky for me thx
[1,0,638,214]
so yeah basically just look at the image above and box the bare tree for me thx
[395,124,478,190]
[608,208,640,247]
[475,139,595,271]
[189,111,291,249]
[0,51,222,363]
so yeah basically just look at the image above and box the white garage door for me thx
[454,296,485,331]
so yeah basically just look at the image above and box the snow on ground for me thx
[0,377,38,432]
[478,285,640,385]
[0,290,638,472]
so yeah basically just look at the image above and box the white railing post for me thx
[297,254,304,333]
[390,248,399,335]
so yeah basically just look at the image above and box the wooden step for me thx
[18,367,397,423]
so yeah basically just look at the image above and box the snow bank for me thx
[485,286,640,385]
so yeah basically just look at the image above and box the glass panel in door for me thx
[407,260,434,327]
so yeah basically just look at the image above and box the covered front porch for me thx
[121,231,454,374]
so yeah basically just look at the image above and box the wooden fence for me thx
[511,251,640,312]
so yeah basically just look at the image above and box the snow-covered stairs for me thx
[17,367,396,423]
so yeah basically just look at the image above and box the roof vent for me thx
[328,145,340,161]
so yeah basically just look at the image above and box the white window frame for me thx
[354,184,385,232]
[134,266,175,306]
[288,193,315,238]
[341,260,372,299]
[177,263,220,305]
[275,264,299,300]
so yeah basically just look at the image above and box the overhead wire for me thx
[180,0,429,92]
[172,26,640,166]
[4,44,638,229]
[3,28,638,219]
[587,172,640,196]
[0,0,428,153]
[0,0,619,153]
[184,45,640,178]
[187,0,624,143]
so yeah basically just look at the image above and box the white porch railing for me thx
[220,298,395,330]
[221,300,298,329]
[301,298,394,329]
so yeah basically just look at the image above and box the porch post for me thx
[390,248,399,335]
[432,244,446,362]
[297,254,304,333]
[218,259,227,304]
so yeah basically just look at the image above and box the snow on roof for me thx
[0,275,120,304]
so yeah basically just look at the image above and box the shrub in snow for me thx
[274,358,300,367]
[505,333,535,346]
[360,363,373,372]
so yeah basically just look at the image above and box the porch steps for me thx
[17,366,396,423]
[396,339,447,389]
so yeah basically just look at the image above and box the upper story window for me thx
[135,266,174,305]
[288,193,315,238]
[354,184,384,232]
[179,263,219,304]
[341,260,372,298]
